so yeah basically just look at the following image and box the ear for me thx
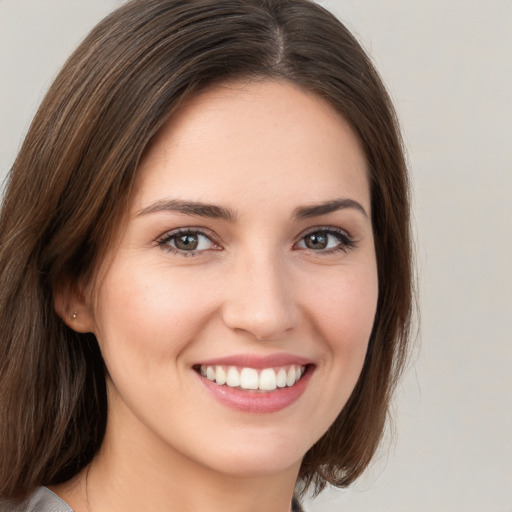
[54,277,95,334]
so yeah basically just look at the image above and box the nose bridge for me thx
[222,245,299,340]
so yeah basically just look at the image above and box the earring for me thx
[72,312,78,319]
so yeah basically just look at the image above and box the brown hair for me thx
[0,0,412,502]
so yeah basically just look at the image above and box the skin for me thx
[54,80,378,512]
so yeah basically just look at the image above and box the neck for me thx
[52,397,301,512]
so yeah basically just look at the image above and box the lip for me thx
[194,357,314,414]
[196,353,313,369]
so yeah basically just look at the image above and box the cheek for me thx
[287,262,378,446]
[311,264,378,339]
[306,262,378,382]
[91,260,217,368]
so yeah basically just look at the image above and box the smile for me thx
[199,364,305,391]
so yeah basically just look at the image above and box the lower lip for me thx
[196,367,313,413]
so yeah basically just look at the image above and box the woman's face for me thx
[81,80,378,478]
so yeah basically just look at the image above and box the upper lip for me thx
[195,353,313,369]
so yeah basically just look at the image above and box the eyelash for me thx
[156,226,356,257]
[157,228,220,257]
[296,226,356,254]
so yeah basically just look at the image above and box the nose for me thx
[221,249,300,341]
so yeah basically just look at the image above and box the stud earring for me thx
[72,312,78,319]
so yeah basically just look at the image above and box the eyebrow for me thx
[137,197,368,222]
[293,198,368,219]
[137,199,237,222]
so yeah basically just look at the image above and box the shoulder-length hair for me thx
[0,0,412,502]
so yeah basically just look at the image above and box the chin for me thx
[182,425,318,479]
[204,447,304,479]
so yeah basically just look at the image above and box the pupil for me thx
[306,233,327,250]
[175,234,198,250]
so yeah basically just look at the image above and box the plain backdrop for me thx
[1,1,511,511]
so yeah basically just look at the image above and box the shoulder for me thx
[5,487,73,512]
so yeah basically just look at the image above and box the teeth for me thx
[259,368,277,391]
[226,366,240,387]
[286,366,296,387]
[276,368,287,388]
[215,366,226,385]
[199,364,306,391]
[240,368,259,390]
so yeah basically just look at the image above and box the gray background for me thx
[1,1,511,511]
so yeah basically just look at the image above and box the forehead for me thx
[133,79,370,215]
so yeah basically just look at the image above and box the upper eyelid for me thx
[296,225,354,240]
[158,226,218,240]
[156,227,222,249]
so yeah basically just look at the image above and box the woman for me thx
[0,0,412,511]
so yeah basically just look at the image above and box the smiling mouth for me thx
[195,364,308,392]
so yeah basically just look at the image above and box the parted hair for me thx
[0,0,412,503]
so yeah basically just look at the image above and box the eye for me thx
[158,229,219,255]
[296,228,355,253]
